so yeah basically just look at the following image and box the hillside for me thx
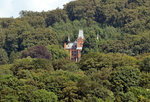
[0,0,150,102]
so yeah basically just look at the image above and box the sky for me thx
[0,0,74,18]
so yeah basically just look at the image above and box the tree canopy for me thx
[0,0,150,101]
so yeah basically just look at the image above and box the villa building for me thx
[64,30,84,62]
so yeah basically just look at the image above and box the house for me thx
[64,30,84,62]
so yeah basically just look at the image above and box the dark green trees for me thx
[111,66,140,92]
[31,90,57,102]
[46,45,69,61]
[82,31,99,54]
[21,45,51,59]
[0,52,150,101]
[79,53,137,70]
[64,0,96,21]
[45,9,68,26]
[140,56,150,72]
[20,28,58,49]
[0,48,8,65]
[0,0,150,101]
[0,0,150,56]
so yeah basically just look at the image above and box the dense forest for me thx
[0,0,150,102]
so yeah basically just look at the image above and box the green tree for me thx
[52,58,71,70]
[32,89,58,102]
[63,62,80,72]
[110,66,140,92]
[0,29,6,48]
[11,57,53,77]
[83,96,104,102]
[139,56,150,72]
[46,45,69,61]
[129,87,150,102]
[64,0,97,21]
[117,91,137,102]
[140,72,150,89]
[61,81,79,102]
[82,31,99,54]
[79,53,137,70]
[9,51,21,63]
[45,8,68,26]
[21,16,46,28]
[20,28,58,49]
[0,48,8,65]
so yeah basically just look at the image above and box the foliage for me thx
[129,87,150,101]
[9,51,21,63]
[32,89,58,102]
[110,66,140,92]
[46,45,69,61]
[0,53,150,101]
[79,52,138,70]
[63,62,80,72]
[0,48,9,65]
[140,72,150,89]
[0,0,150,101]
[45,8,68,26]
[82,31,99,54]
[139,55,150,72]
[10,57,53,77]
[64,0,96,21]
[117,91,137,102]
[20,28,58,49]
[52,58,72,70]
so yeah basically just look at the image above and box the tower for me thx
[76,30,84,61]
[68,35,70,42]
[97,34,99,41]
[77,30,84,48]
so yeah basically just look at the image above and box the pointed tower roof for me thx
[68,35,70,42]
[97,34,99,41]
[78,29,84,39]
